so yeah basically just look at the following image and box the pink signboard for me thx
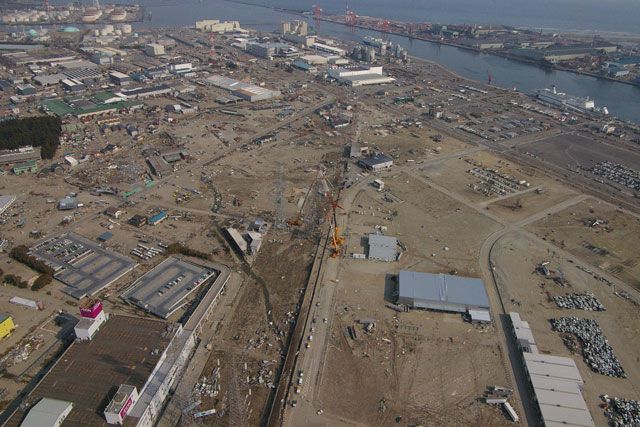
[119,396,133,419]
[80,300,102,319]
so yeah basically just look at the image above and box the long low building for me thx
[509,312,595,427]
[396,270,490,314]
[204,75,280,102]
[327,65,395,87]
[0,146,40,166]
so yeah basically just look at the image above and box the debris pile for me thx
[603,396,640,427]
[193,369,220,398]
[0,335,45,368]
[553,292,605,311]
[551,317,625,378]
[247,360,276,389]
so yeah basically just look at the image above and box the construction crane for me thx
[381,19,390,33]
[326,190,345,255]
[312,4,323,20]
[323,208,342,257]
[486,69,493,86]
[345,1,357,25]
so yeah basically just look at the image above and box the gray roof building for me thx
[20,398,74,427]
[358,154,393,170]
[397,270,490,313]
[367,233,397,261]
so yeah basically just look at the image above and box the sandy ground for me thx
[492,231,640,427]
[525,198,640,290]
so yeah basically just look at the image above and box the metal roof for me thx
[359,154,393,168]
[0,195,16,214]
[20,398,73,427]
[0,313,10,324]
[97,231,113,242]
[367,234,397,261]
[398,270,490,310]
[522,352,584,384]
[468,309,491,323]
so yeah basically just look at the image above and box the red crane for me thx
[486,69,493,86]
[312,4,323,20]
[345,1,356,25]
[381,19,390,33]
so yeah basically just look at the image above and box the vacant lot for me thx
[525,198,640,289]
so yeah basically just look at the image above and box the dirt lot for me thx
[491,231,640,427]
[420,151,540,204]
[525,198,640,289]
[319,264,513,427]
[487,179,578,222]
[316,173,512,426]
[343,172,501,278]
[518,133,640,171]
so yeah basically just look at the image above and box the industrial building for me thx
[144,43,165,56]
[0,194,16,215]
[311,42,346,56]
[367,233,397,261]
[327,65,395,87]
[0,313,15,340]
[396,270,491,316]
[73,298,107,341]
[20,398,73,427]
[148,211,168,225]
[12,160,38,175]
[119,85,172,99]
[121,257,218,319]
[246,42,298,60]
[358,154,393,170]
[509,313,595,427]
[57,196,78,210]
[104,206,122,219]
[109,70,131,85]
[195,19,242,33]
[16,83,36,95]
[104,384,138,425]
[204,75,281,102]
[4,315,180,427]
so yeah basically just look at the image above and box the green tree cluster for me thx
[32,274,52,291]
[9,246,55,275]
[0,116,62,159]
[3,274,28,288]
[166,243,212,261]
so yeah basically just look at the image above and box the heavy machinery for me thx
[325,190,345,257]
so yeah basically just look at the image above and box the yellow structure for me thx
[0,313,15,339]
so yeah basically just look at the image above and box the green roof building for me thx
[13,159,38,175]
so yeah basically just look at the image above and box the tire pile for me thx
[553,292,605,311]
[550,317,625,378]
[605,397,640,427]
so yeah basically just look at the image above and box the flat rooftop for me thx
[121,257,217,319]
[397,270,490,311]
[30,232,136,299]
[5,315,177,427]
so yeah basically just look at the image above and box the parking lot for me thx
[29,232,136,299]
[120,256,217,319]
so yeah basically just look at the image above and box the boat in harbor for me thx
[532,86,608,115]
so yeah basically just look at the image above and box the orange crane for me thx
[323,208,343,257]
[326,190,345,251]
